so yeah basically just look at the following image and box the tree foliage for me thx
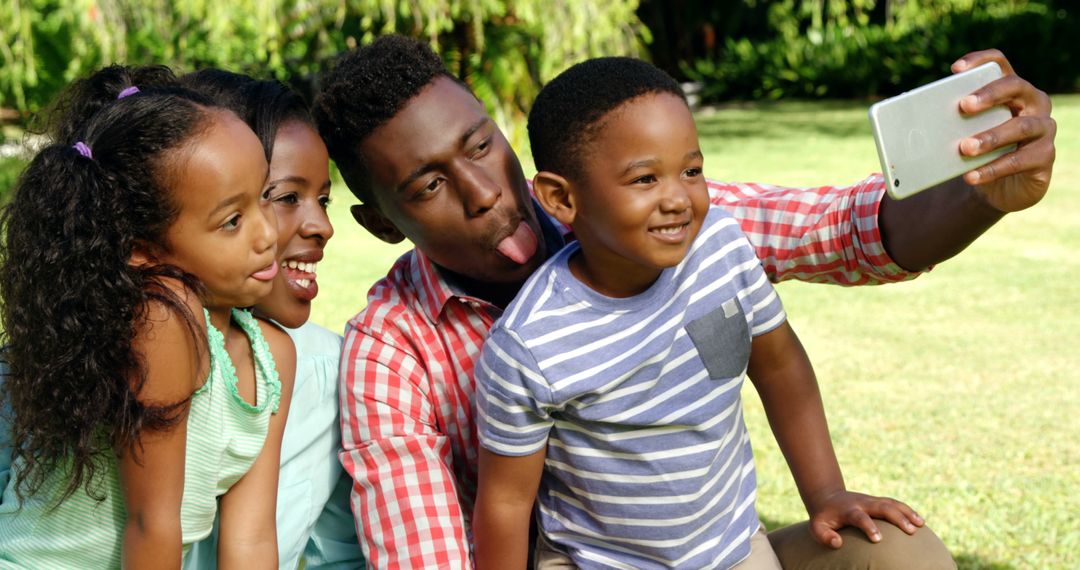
[0,0,649,144]
[641,0,1080,101]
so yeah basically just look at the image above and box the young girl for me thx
[175,69,364,569]
[0,66,295,568]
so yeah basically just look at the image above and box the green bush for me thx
[678,1,1080,102]
[0,156,28,204]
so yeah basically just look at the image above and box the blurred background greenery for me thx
[1,1,1077,568]
[2,0,1079,154]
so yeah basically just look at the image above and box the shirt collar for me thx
[410,198,568,324]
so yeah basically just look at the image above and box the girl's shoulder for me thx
[132,281,209,403]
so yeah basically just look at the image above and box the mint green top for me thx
[0,309,281,569]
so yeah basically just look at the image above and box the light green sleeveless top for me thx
[0,308,281,569]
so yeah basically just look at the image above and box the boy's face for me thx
[566,92,709,296]
[356,76,545,286]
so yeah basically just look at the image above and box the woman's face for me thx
[255,120,334,328]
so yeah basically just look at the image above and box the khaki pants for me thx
[534,520,956,570]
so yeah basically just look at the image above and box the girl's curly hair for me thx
[0,65,217,502]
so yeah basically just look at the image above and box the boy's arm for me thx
[473,447,547,570]
[339,329,472,569]
[217,322,295,569]
[747,321,923,548]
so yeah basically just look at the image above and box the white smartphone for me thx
[868,61,1016,200]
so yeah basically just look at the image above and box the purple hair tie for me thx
[73,142,93,159]
[117,86,140,99]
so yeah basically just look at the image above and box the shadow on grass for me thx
[695,99,872,141]
[954,554,1017,570]
[759,515,1017,570]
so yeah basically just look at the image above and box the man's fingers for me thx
[964,133,1056,185]
[960,115,1055,157]
[952,49,1013,76]
[960,75,1052,117]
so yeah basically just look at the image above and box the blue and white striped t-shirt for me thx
[477,205,786,569]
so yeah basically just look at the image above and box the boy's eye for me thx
[221,214,241,231]
[632,174,657,184]
[261,187,274,201]
[318,195,332,209]
[684,167,703,178]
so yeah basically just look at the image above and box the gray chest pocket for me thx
[685,298,751,379]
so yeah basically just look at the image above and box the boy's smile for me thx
[559,92,709,297]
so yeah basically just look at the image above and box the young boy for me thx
[472,57,931,569]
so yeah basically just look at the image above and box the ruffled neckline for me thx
[197,308,281,414]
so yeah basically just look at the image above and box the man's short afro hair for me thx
[312,34,463,205]
[527,57,685,180]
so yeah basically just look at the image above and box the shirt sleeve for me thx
[339,327,471,570]
[706,174,923,286]
[475,326,554,457]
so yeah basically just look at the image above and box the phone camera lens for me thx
[894,178,900,187]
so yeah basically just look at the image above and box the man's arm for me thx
[339,329,471,569]
[879,49,1055,271]
[708,175,909,286]
[710,50,1054,283]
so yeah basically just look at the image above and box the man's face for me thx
[358,76,545,286]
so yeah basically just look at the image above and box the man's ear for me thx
[533,171,576,227]
[351,204,406,244]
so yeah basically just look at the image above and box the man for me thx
[311,35,1055,568]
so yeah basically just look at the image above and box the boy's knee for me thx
[768,520,956,570]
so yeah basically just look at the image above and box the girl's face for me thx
[255,120,334,328]
[160,110,278,312]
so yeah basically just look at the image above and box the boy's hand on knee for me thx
[807,490,925,549]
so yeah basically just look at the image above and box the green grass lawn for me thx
[313,95,1079,569]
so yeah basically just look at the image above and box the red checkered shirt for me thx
[340,174,916,569]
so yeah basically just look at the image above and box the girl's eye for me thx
[221,214,241,231]
[261,187,274,201]
[632,174,657,184]
[318,195,332,209]
[274,192,300,206]
[684,167,703,178]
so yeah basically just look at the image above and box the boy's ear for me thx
[351,204,406,244]
[532,171,576,227]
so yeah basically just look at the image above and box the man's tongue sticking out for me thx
[496,221,538,265]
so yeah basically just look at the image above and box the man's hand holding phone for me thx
[954,49,1056,213]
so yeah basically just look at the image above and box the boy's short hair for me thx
[312,34,464,206]
[527,57,685,180]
